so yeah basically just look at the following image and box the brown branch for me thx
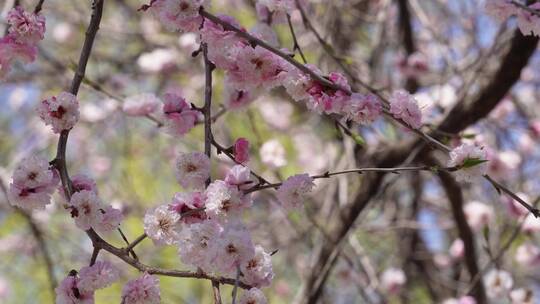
[203,43,214,186]
[212,280,223,304]
[286,14,307,64]
[34,0,45,14]
[397,0,419,92]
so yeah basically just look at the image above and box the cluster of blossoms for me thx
[142,0,425,132]
[447,143,488,183]
[55,261,120,304]
[485,0,540,36]
[0,6,46,79]
[37,92,80,133]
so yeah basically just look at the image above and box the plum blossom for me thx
[58,174,97,202]
[510,288,534,304]
[214,221,255,274]
[260,139,287,168]
[239,288,268,304]
[78,261,120,292]
[516,3,540,36]
[55,274,95,304]
[397,52,429,78]
[37,92,80,133]
[521,214,540,233]
[144,205,182,245]
[169,191,207,224]
[205,180,249,220]
[484,269,513,299]
[514,242,540,267]
[225,165,255,191]
[200,15,245,70]
[228,46,287,90]
[95,206,124,233]
[122,93,160,116]
[223,86,258,110]
[449,238,464,259]
[234,138,250,164]
[175,152,211,189]
[447,143,488,182]
[177,219,222,271]
[305,72,351,115]
[7,6,46,44]
[69,190,103,231]
[463,201,494,231]
[389,90,422,129]
[380,267,406,294]
[343,93,382,125]
[148,0,204,32]
[0,36,37,79]
[282,64,319,101]
[121,273,160,304]
[276,174,314,210]
[162,93,200,136]
[485,0,516,22]
[240,245,274,287]
[9,155,58,211]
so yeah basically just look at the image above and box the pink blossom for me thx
[380,267,406,294]
[517,3,540,36]
[55,274,95,304]
[484,269,513,299]
[442,297,477,304]
[515,242,540,267]
[240,245,274,287]
[234,138,250,164]
[228,46,287,90]
[503,193,529,218]
[510,288,534,304]
[389,90,422,129]
[529,119,540,138]
[305,72,351,115]
[175,152,211,189]
[162,93,200,136]
[257,0,295,13]
[521,214,540,233]
[122,93,160,116]
[282,64,320,102]
[37,92,80,133]
[397,52,429,78]
[0,36,37,79]
[201,15,246,69]
[177,219,223,271]
[239,288,268,304]
[169,191,207,224]
[95,205,124,233]
[447,143,488,182]
[224,165,255,191]
[485,0,516,22]
[144,205,182,245]
[276,174,314,210]
[205,180,250,220]
[78,261,120,292]
[69,190,103,231]
[121,273,160,304]
[9,155,58,211]
[343,93,382,125]
[7,6,46,44]
[449,238,464,259]
[260,139,287,168]
[148,0,204,32]
[222,85,259,110]
[463,201,494,231]
[214,221,255,274]
[58,174,97,203]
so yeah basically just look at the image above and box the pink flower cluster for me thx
[162,93,201,136]
[485,0,540,36]
[276,173,314,210]
[234,138,250,163]
[256,0,295,24]
[37,92,80,134]
[9,156,58,210]
[388,90,423,129]
[0,6,45,79]
[121,273,161,304]
[447,143,488,182]
[55,261,120,304]
[69,189,124,233]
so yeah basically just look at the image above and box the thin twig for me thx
[212,280,223,304]
[231,266,241,304]
[286,14,307,63]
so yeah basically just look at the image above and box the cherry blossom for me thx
[233,138,250,164]
[240,245,274,287]
[521,213,540,233]
[380,267,406,294]
[121,273,160,304]
[223,85,258,110]
[95,205,124,233]
[510,288,534,304]
[77,261,120,292]
[122,93,161,116]
[37,92,80,134]
[463,201,494,231]
[397,52,429,78]
[276,174,314,210]
[485,0,516,22]
[7,6,46,44]
[69,190,103,231]
[447,143,488,182]
[449,238,464,260]
[214,221,255,274]
[239,287,268,304]
[175,152,211,189]
[200,15,245,70]
[177,219,222,271]
[9,155,58,211]
[514,242,540,267]
[305,72,351,115]
[259,139,287,168]
[224,165,255,191]
[517,3,540,37]
[169,191,207,224]
[58,174,97,202]
[162,93,200,136]
[389,90,422,129]
[148,0,204,32]
[484,269,513,299]
[343,93,382,125]
[55,274,95,304]
[0,36,37,79]
[205,180,249,220]
[144,204,182,245]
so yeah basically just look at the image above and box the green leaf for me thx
[351,133,366,146]
[461,133,476,139]
[461,158,488,169]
